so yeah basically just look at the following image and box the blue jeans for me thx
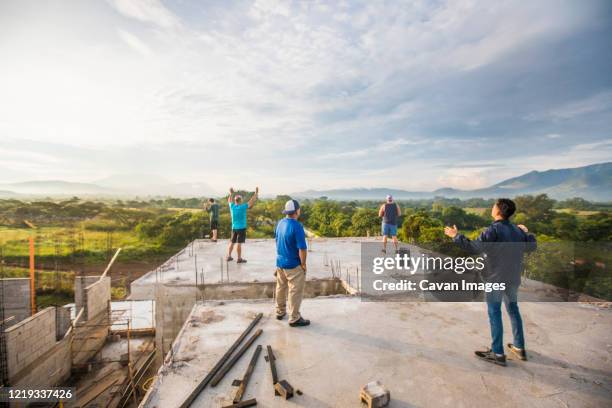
[486,285,524,355]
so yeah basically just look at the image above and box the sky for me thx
[0,0,611,195]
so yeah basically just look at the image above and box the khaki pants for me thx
[275,266,306,323]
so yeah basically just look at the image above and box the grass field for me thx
[465,207,601,217]
[0,226,160,261]
[1,265,75,307]
[0,226,166,304]
[553,209,601,216]
[464,207,488,215]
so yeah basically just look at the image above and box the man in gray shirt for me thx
[379,195,401,253]
[205,198,219,242]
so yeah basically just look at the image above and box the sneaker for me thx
[507,343,527,361]
[289,317,311,327]
[237,258,247,263]
[276,313,286,320]
[226,256,234,262]
[474,349,507,366]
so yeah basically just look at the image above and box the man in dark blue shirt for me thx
[445,198,537,366]
[275,199,310,327]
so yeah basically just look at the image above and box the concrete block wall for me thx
[155,284,198,364]
[4,307,60,383]
[85,276,111,320]
[74,275,101,315]
[71,276,111,366]
[10,335,71,388]
[56,305,72,339]
[1,278,32,324]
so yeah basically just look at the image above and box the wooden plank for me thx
[75,374,120,407]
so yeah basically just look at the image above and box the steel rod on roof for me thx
[211,328,263,387]
[179,313,263,408]
[233,345,262,403]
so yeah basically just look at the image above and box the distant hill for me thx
[1,163,609,200]
[292,162,612,201]
[0,175,217,198]
[95,173,216,197]
[0,180,116,196]
[0,190,19,198]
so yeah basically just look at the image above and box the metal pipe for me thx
[179,313,263,408]
[266,345,278,384]
[211,328,263,386]
[233,345,262,403]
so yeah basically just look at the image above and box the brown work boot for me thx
[507,343,527,361]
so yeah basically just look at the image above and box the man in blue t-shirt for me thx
[226,186,258,263]
[275,199,310,327]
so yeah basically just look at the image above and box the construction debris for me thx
[233,345,262,403]
[179,312,263,408]
[265,345,294,399]
[221,398,258,408]
[274,380,294,400]
[360,381,390,408]
[211,328,263,387]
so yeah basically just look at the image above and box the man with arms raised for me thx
[275,199,310,327]
[227,187,258,263]
[444,198,536,366]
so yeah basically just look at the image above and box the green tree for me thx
[305,201,343,236]
[401,211,442,242]
[514,194,554,222]
[551,212,578,240]
[350,208,380,236]
[576,213,612,242]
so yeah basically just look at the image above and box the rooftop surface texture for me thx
[131,238,380,299]
[143,297,612,408]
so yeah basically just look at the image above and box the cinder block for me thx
[360,381,390,408]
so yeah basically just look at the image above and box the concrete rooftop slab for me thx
[131,238,386,299]
[142,297,612,408]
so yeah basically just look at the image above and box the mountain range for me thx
[0,174,216,198]
[0,162,610,201]
[292,162,612,201]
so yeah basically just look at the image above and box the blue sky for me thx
[0,0,611,194]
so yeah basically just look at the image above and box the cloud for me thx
[438,169,489,190]
[0,0,610,192]
[117,28,152,56]
[318,138,425,160]
[250,0,290,19]
[107,0,181,29]
[541,91,612,121]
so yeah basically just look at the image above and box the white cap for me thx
[282,199,300,214]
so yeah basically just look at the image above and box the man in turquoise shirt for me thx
[227,186,259,263]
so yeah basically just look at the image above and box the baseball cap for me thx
[282,199,300,215]
[386,195,393,202]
